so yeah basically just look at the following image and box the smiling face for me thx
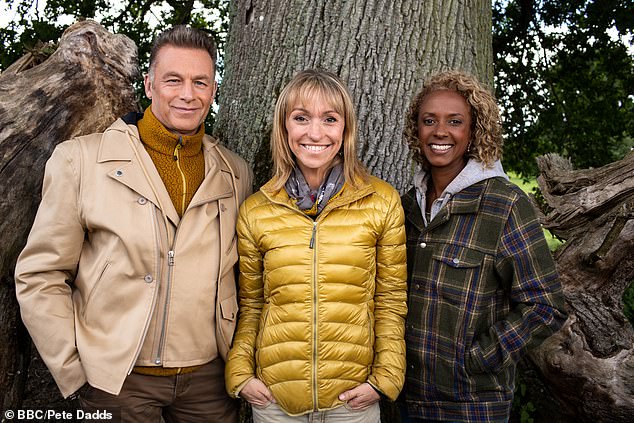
[286,94,344,189]
[144,45,217,136]
[418,89,472,178]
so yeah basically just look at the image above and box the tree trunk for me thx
[527,152,634,422]
[0,19,138,413]
[215,0,493,191]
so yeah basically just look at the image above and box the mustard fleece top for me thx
[137,108,205,217]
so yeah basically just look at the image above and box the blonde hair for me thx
[404,70,503,169]
[270,69,368,190]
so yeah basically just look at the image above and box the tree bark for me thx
[527,152,634,422]
[0,19,138,413]
[1,5,631,423]
[215,0,493,191]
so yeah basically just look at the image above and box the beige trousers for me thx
[251,402,381,423]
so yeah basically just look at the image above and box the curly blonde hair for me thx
[270,69,368,190]
[404,70,503,169]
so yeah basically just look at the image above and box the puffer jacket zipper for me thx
[258,185,376,410]
[310,220,319,409]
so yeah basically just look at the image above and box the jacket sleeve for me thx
[468,191,567,373]
[368,187,408,400]
[224,199,263,397]
[14,141,87,398]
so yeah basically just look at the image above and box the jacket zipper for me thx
[152,137,186,365]
[173,136,187,216]
[311,220,318,409]
[309,221,317,249]
[155,233,179,365]
[260,189,375,409]
[152,190,233,366]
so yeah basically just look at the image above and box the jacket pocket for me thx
[365,306,375,369]
[256,306,270,349]
[221,235,239,275]
[220,296,238,321]
[255,306,270,373]
[429,245,486,383]
[81,261,111,321]
[431,246,484,307]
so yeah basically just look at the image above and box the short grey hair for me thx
[148,25,217,79]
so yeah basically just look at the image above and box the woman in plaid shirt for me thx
[399,70,567,423]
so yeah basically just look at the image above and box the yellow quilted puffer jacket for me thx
[225,175,407,416]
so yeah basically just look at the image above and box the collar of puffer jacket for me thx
[260,175,376,218]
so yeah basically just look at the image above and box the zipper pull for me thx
[168,250,175,266]
[173,137,183,161]
[309,222,317,249]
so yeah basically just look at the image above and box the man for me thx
[15,26,251,422]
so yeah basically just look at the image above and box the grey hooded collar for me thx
[413,159,508,225]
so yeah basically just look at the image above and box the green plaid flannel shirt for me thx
[401,177,567,423]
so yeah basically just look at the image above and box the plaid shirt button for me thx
[452,257,459,264]
[419,242,427,248]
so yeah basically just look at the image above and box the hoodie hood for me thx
[414,159,508,225]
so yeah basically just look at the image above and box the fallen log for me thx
[0,19,138,412]
[528,152,634,422]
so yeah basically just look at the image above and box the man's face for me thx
[144,45,217,136]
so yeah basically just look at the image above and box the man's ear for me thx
[144,74,152,100]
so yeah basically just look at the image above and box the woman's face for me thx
[286,94,344,189]
[417,89,472,176]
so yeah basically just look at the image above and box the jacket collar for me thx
[402,188,426,233]
[413,159,508,223]
[260,175,375,219]
[96,118,233,225]
[449,182,487,214]
[403,181,489,232]
[194,136,234,205]
[97,118,138,162]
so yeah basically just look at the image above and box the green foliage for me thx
[507,173,563,251]
[512,372,536,423]
[1,2,225,79]
[0,0,229,128]
[1,0,229,70]
[623,280,634,327]
[493,0,634,178]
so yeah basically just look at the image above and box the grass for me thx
[507,172,563,252]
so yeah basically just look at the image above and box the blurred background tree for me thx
[1,1,633,422]
[0,0,230,112]
[2,0,632,178]
[493,0,634,178]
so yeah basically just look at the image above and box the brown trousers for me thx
[79,358,238,423]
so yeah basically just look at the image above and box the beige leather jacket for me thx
[15,119,252,398]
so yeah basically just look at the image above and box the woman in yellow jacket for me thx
[225,69,408,422]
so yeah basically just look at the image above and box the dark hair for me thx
[148,26,217,76]
[404,70,503,169]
